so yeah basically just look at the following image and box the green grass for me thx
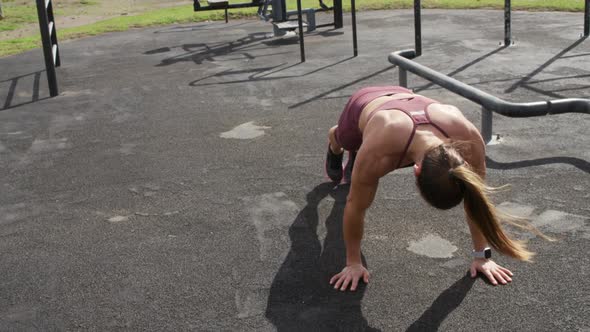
[0,1,100,32]
[0,3,38,32]
[0,0,587,57]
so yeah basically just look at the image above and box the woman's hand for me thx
[470,259,513,285]
[329,264,370,291]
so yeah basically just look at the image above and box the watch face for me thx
[484,248,492,259]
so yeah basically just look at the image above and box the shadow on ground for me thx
[486,156,590,174]
[266,182,380,332]
[406,274,475,332]
[1,71,48,111]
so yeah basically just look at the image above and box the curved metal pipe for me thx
[388,49,590,117]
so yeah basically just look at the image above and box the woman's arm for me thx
[330,137,396,291]
[462,125,514,285]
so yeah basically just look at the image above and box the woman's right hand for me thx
[329,264,370,291]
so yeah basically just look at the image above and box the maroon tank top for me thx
[366,96,450,169]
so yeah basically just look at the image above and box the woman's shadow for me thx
[265,182,380,332]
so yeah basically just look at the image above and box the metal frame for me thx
[36,0,60,97]
[193,0,264,23]
[389,50,590,143]
[504,0,511,45]
[414,0,422,56]
[413,0,588,54]
[294,0,357,62]
[585,0,589,37]
[504,0,589,44]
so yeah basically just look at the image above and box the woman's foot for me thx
[325,146,344,183]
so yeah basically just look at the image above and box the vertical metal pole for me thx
[47,0,60,67]
[296,0,305,62]
[399,69,408,88]
[36,0,58,97]
[272,0,285,21]
[334,0,343,29]
[351,0,358,57]
[414,0,422,56]
[504,0,511,45]
[481,107,493,144]
[585,0,589,37]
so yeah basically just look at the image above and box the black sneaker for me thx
[325,146,344,183]
[343,151,357,183]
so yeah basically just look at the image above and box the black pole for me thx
[504,0,511,45]
[36,0,58,97]
[47,0,60,67]
[414,0,422,57]
[585,0,589,37]
[280,0,287,22]
[334,0,343,29]
[351,0,358,57]
[296,0,305,62]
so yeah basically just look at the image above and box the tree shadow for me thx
[486,156,590,174]
[406,274,475,332]
[266,182,380,332]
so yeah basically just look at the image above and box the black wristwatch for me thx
[472,247,492,259]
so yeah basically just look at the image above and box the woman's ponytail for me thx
[451,165,543,261]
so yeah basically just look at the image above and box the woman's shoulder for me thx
[429,104,474,129]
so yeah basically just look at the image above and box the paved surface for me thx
[1,8,589,331]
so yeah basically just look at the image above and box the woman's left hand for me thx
[470,259,513,285]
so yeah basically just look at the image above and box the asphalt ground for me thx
[0,8,589,332]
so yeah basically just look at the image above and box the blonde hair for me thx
[417,143,552,261]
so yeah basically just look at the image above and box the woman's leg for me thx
[329,125,344,155]
[326,125,345,182]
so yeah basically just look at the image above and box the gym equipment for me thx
[35,0,61,97]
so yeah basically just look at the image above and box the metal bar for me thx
[481,107,493,144]
[399,68,408,88]
[414,0,422,56]
[225,8,228,23]
[333,0,343,29]
[504,0,511,45]
[36,0,58,97]
[296,0,305,62]
[280,0,287,22]
[45,0,50,9]
[351,0,358,57]
[47,0,60,66]
[193,2,263,10]
[388,50,590,117]
[48,22,54,38]
[585,0,589,37]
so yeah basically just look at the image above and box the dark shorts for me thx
[335,86,413,151]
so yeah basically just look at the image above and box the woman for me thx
[325,86,541,292]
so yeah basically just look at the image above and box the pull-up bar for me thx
[412,0,589,54]
[389,50,590,143]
